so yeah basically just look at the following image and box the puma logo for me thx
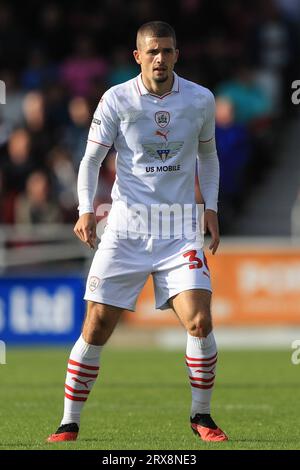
[72,377,93,388]
[155,129,169,141]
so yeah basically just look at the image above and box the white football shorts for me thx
[84,226,212,311]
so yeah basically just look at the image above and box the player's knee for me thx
[187,310,212,338]
[83,303,111,343]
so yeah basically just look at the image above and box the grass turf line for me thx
[0,348,299,450]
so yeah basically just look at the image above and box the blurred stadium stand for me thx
[0,0,299,233]
[1,0,300,346]
[234,118,300,235]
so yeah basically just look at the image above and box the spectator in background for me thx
[108,46,139,86]
[1,129,35,223]
[0,166,15,224]
[44,83,70,128]
[62,96,91,169]
[217,64,275,192]
[215,97,251,232]
[47,146,77,221]
[22,91,55,164]
[0,114,11,148]
[14,170,62,224]
[216,64,271,125]
[21,48,58,91]
[248,0,299,115]
[23,91,45,131]
[2,128,35,195]
[60,37,109,97]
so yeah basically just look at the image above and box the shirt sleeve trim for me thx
[88,139,111,148]
[199,136,214,143]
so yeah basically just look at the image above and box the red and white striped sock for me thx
[185,332,218,417]
[61,334,102,426]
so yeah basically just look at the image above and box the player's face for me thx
[134,36,179,86]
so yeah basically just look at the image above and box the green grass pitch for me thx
[0,347,299,450]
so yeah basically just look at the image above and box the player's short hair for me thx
[136,21,176,49]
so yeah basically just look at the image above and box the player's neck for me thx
[142,73,174,96]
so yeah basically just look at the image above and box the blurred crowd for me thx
[0,0,299,233]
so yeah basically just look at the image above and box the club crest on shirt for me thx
[155,111,170,128]
[142,141,183,162]
[89,276,100,292]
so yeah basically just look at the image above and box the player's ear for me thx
[133,50,141,65]
[174,49,179,64]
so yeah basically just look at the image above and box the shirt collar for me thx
[137,72,179,98]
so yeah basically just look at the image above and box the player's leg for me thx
[47,301,124,442]
[82,300,124,345]
[47,229,151,442]
[169,288,228,442]
[153,242,227,442]
[169,288,215,418]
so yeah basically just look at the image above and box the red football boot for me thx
[46,423,79,442]
[191,414,228,442]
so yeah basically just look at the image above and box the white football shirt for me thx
[82,72,218,236]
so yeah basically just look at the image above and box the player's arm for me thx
[197,91,220,254]
[74,140,110,248]
[74,92,118,248]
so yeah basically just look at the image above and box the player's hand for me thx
[204,209,220,255]
[74,213,97,249]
